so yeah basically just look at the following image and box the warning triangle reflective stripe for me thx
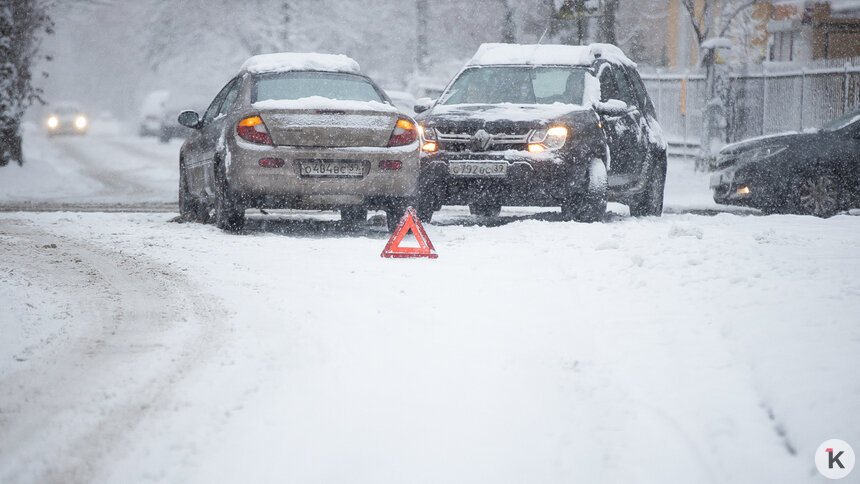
[381,207,438,259]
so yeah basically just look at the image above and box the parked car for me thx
[177,52,420,231]
[138,90,170,137]
[710,108,860,217]
[414,43,667,222]
[45,102,88,136]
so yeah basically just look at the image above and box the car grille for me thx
[436,129,532,152]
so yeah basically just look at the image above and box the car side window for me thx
[597,63,620,103]
[612,67,639,110]
[626,68,656,117]
[218,78,242,117]
[201,79,235,127]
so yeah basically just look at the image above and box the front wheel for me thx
[469,202,501,218]
[213,157,245,231]
[341,206,368,227]
[561,158,607,222]
[179,161,208,223]
[629,160,666,217]
[796,173,839,218]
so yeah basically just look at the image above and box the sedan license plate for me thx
[448,161,507,177]
[299,160,364,178]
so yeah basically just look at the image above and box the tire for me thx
[415,205,434,223]
[385,200,410,232]
[213,156,245,231]
[629,159,666,217]
[796,173,839,218]
[561,158,607,222]
[341,206,368,226]
[469,202,501,218]
[178,161,207,223]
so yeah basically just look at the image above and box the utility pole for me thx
[416,0,429,74]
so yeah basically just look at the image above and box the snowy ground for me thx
[1,129,859,483]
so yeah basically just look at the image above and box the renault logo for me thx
[472,129,492,151]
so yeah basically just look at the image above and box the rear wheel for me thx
[797,173,839,218]
[561,158,607,222]
[341,206,368,226]
[469,202,501,218]
[629,160,666,217]
[385,200,410,232]
[213,157,245,231]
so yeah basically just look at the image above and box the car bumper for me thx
[419,150,588,206]
[229,141,419,209]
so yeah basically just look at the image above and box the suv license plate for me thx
[449,161,507,177]
[300,160,364,178]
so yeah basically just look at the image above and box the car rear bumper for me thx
[419,151,588,206]
[228,141,419,209]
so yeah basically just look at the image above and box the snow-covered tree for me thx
[0,0,53,167]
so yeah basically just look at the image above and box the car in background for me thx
[45,102,88,136]
[177,52,420,232]
[384,89,417,115]
[710,108,860,217]
[159,101,207,143]
[414,43,667,222]
[138,90,170,137]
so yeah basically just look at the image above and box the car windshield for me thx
[440,66,588,105]
[821,109,860,131]
[54,106,80,115]
[253,72,383,103]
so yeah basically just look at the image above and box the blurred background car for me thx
[45,102,88,136]
[710,108,860,217]
[138,89,170,137]
[383,89,417,115]
[159,100,207,143]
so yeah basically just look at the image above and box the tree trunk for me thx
[600,0,617,44]
[0,125,23,167]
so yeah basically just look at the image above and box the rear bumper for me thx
[228,140,419,209]
[419,150,588,206]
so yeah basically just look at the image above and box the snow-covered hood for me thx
[420,103,592,132]
[719,131,818,157]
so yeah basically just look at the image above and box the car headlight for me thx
[419,125,437,152]
[75,116,87,129]
[47,116,58,129]
[528,126,568,152]
[743,145,787,162]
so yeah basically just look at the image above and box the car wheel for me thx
[179,161,207,223]
[341,206,368,227]
[469,202,501,218]
[797,173,839,218]
[213,156,245,231]
[561,158,607,222]
[415,205,435,223]
[629,160,666,217]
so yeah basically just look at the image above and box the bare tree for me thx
[0,0,53,166]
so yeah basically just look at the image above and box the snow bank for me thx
[241,53,361,74]
[469,43,635,67]
[253,96,398,113]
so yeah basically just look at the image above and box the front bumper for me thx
[229,140,419,210]
[419,150,587,206]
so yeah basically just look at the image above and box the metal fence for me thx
[641,56,860,155]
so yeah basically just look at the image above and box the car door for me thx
[187,78,240,196]
[201,77,243,196]
[596,61,648,188]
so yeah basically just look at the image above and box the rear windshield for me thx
[253,72,384,103]
[440,66,588,105]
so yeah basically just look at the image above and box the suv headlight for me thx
[419,125,437,152]
[528,126,568,152]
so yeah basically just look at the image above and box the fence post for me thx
[845,61,851,114]
[799,69,805,130]
[761,64,767,136]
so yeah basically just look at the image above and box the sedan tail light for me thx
[237,115,273,145]
[387,118,418,147]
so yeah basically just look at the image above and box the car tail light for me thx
[387,118,417,147]
[237,115,273,144]
[378,160,402,170]
[259,158,285,168]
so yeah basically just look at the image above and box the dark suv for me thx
[414,43,667,221]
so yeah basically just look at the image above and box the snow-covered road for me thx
[1,130,858,483]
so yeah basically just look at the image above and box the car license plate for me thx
[448,161,507,177]
[299,160,364,178]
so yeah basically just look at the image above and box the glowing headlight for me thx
[420,125,437,152]
[75,116,87,129]
[47,116,59,129]
[528,125,568,151]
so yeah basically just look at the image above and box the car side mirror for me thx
[413,97,434,114]
[594,99,628,117]
[178,110,200,128]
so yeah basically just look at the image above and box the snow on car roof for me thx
[240,53,361,75]
[468,43,635,68]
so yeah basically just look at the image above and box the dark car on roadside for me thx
[710,109,860,217]
[413,43,667,222]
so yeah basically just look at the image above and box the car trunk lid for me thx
[256,102,399,148]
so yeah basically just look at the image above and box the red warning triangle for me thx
[381,206,438,259]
